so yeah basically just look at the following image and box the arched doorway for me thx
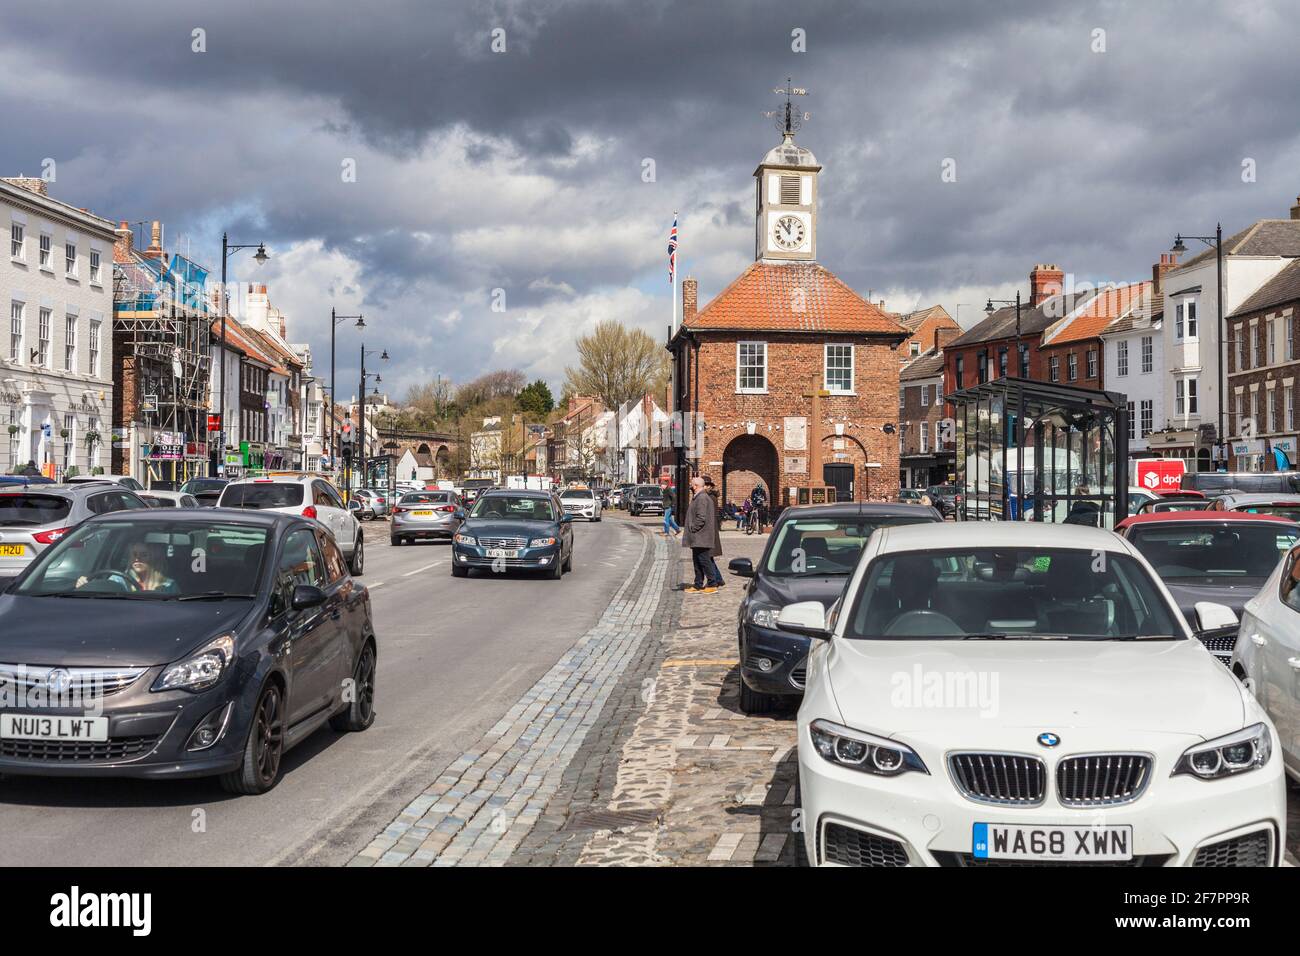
[721,434,778,510]
[435,445,450,476]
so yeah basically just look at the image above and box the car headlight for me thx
[153,633,236,693]
[529,537,557,547]
[749,603,781,629]
[1173,722,1272,780]
[809,719,928,776]
[454,533,477,546]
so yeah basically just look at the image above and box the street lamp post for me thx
[329,308,364,473]
[214,233,268,476]
[357,344,388,490]
[1171,225,1225,467]
[985,291,1026,519]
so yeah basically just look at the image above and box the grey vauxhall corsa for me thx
[0,483,150,578]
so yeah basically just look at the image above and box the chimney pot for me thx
[1029,263,1065,306]
[1290,194,1300,220]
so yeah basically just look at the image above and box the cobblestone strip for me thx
[349,525,669,867]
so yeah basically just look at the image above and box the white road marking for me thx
[368,581,386,589]
[403,561,444,576]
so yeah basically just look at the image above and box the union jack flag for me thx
[667,216,678,284]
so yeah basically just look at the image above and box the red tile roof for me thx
[1047,281,1149,345]
[684,262,906,336]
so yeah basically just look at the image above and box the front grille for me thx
[1193,830,1272,867]
[936,851,1170,868]
[949,753,1046,806]
[1056,754,1152,808]
[0,734,161,763]
[0,664,147,698]
[821,822,909,867]
[478,536,526,549]
[1198,632,1236,666]
[789,663,807,689]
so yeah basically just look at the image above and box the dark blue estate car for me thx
[451,488,574,579]
[0,509,376,794]
[728,502,942,714]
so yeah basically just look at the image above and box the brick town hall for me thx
[669,126,909,508]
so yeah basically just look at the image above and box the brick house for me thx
[898,342,950,488]
[896,305,960,362]
[1039,279,1148,392]
[1225,257,1300,470]
[668,130,908,510]
[944,265,1096,396]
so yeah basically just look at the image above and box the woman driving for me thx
[76,541,179,594]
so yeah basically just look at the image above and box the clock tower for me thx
[754,129,820,263]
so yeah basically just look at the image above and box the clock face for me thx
[773,214,805,251]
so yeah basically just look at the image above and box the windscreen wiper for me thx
[962,633,1071,640]
[175,591,258,601]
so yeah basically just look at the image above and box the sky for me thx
[5,0,1300,402]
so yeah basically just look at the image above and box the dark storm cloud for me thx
[3,0,1300,392]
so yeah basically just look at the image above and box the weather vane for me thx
[762,77,811,135]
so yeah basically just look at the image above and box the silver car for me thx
[390,490,463,545]
[0,483,150,577]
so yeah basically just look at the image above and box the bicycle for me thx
[744,508,761,535]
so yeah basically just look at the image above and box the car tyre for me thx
[451,563,468,578]
[330,641,376,732]
[349,535,364,576]
[548,557,563,579]
[562,549,572,572]
[391,535,402,546]
[738,676,778,715]
[220,682,284,795]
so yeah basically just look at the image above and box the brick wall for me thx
[688,330,901,505]
[900,315,960,362]
[1038,339,1103,390]
[1226,305,1300,443]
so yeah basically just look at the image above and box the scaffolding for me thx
[112,252,214,487]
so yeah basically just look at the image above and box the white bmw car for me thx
[1233,539,1300,786]
[786,522,1284,867]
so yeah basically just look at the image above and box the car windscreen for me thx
[0,493,72,526]
[470,495,555,521]
[1127,524,1297,580]
[15,521,270,599]
[400,492,449,504]
[1234,504,1300,522]
[766,516,935,576]
[560,490,592,499]
[634,487,662,498]
[220,483,304,509]
[180,478,226,493]
[845,547,1180,640]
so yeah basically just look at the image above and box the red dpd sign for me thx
[1133,458,1185,493]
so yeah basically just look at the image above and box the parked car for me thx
[925,484,961,518]
[178,477,229,507]
[613,483,635,510]
[391,490,463,545]
[1206,492,1300,522]
[628,484,666,516]
[0,510,376,793]
[1136,497,1211,514]
[451,489,573,579]
[729,502,943,715]
[1126,487,1161,515]
[559,486,602,521]
[1183,471,1300,496]
[358,488,391,518]
[897,488,926,505]
[1234,539,1300,785]
[217,476,364,575]
[140,490,199,508]
[0,483,150,579]
[788,521,1283,867]
[1116,511,1299,666]
[63,473,145,492]
[0,475,53,487]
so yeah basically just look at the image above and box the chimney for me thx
[878,299,887,312]
[113,220,134,263]
[142,220,164,260]
[933,326,960,353]
[1152,252,1178,295]
[682,277,698,324]
[1,176,48,197]
[1029,263,1065,306]
[1291,194,1300,220]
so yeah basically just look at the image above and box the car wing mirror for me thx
[454,509,466,519]
[728,557,755,577]
[291,584,327,611]
[1194,601,1238,632]
[560,513,573,523]
[776,600,830,640]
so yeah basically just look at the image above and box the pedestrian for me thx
[18,460,39,478]
[662,490,682,537]
[682,475,724,593]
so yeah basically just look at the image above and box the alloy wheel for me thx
[255,687,284,784]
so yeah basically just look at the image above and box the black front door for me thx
[823,463,854,503]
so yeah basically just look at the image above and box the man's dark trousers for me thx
[691,547,722,588]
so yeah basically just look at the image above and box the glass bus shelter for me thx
[949,378,1130,529]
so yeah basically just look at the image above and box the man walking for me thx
[682,475,723,593]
